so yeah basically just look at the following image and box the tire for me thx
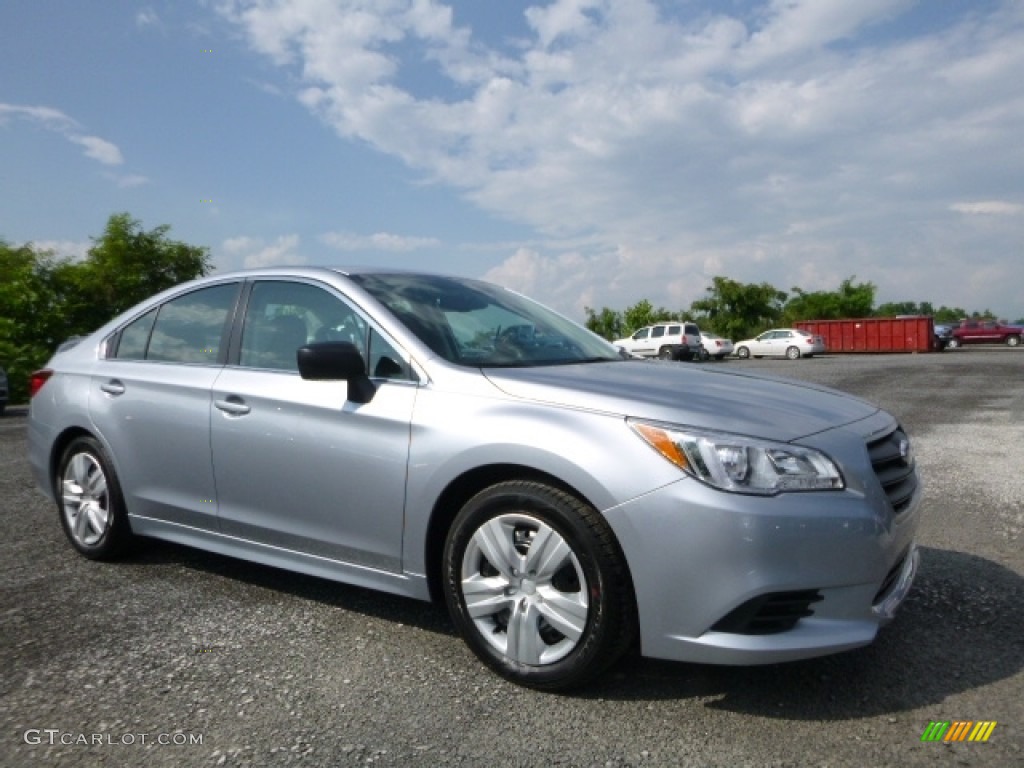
[56,436,135,560]
[786,346,802,360]
[698,347,710,362]
[1007,335,1021,347]
[946,338,960,349]
[443,481,635,691]
[658,345,673,360]
[736,346,750,359]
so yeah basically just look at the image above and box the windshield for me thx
[349,273,620,367]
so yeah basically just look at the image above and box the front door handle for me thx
[214,396,251,416]
[100,379,125,396]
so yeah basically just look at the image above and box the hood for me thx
[483,360,881,442]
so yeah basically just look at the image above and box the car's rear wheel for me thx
[786,346,802,360]
[946,338,960,349]
[736,346,750,359]
[56,436,135,560]
[658,345,673,360]
[443,481,635,691]
[1007,335,1021,347]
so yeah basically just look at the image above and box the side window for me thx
[146,284,238,364]
[651,326,665,338]
[633,328,649,340]
[241,281,353,372]
[238,281,414,379]
[667,325,681,335]
[114,308,158,359]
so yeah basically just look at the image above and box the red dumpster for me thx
[795,317,937,353]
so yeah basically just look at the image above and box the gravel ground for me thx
[1,349,1021,767]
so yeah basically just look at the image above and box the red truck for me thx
[947,319,1024,348]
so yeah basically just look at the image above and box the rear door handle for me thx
[100,379,125,396]
[214,396,251,416]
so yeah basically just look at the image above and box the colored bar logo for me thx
[921,721,997,742]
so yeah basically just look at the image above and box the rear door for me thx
[90,281,241,530]
[209,279,418,572]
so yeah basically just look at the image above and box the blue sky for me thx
[2,0,1022,320]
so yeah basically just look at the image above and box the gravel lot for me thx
[1,349,1021,767]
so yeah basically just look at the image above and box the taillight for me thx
[29,369,53,398]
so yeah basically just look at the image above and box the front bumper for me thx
[603,464,922,666]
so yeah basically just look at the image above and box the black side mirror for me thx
[297,342,376,404]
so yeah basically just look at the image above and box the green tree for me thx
[621,299,681,334]
[875,301,920,317]
[64,213,212,333]
[783,276,876,323]
[688,276,787,341]
[0,213,211,405]
[584,306,624,341]
[933,305,969,323]
[0,242,71,405]
[874,301,937,317]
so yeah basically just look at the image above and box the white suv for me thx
[614,321,702,360]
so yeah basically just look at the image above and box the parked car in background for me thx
[28,267,920,690]
[933,324,953,351]
[613,321,701,360]
[734,329,826,360]
[699,332,734,360]
[0,366,8,416]
[947,319,1024,348]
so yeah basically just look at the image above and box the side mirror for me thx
[297,342,376,404]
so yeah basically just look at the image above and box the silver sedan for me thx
[28,268,919,690]
[734,328,827,359]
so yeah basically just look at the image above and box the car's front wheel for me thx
[946,337,961,349]
[56,436,135,560]
[736,346,750,359]
[443,481,635,690]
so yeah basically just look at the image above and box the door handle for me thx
[214,397,251,416]
[100,380,125,396]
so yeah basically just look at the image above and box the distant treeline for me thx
[584,276,1018,342]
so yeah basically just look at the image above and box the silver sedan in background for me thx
[28,268,919,690]
[734,328,827,360]
[700,332,735,360]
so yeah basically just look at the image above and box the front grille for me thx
[711,590,824,635]
[867,427,918,515]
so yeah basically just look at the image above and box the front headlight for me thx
[629,420,844,495]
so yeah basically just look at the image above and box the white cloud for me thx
[220,1,1024,317]
[69,135,124,165]
[222,234,306,268]
[136,8,160,28]
[950,201,1024,216]
[321,231,441,251]
[0,102,126,167]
